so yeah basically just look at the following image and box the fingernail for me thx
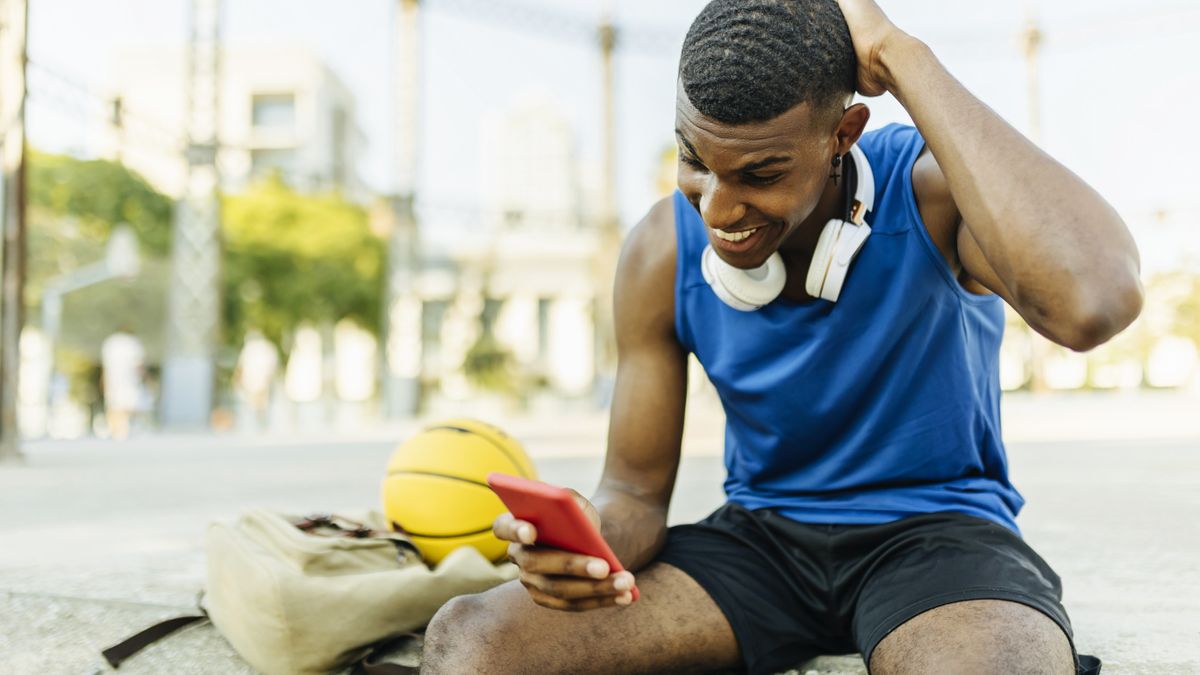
[586,560,608,578]
[613,574,631,591]
[616,592,632,606]
[518,525,533,544]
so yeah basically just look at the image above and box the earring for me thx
[830,154,842,186]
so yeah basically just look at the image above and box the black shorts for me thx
[655,503,1099,675]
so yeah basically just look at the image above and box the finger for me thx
[507,544,601,577]
[506,542,561,570]
[493,514,537,544]
[520,571,636,600]
[524,585,635,612]
[516,549,611,578]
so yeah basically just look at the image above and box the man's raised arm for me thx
[837,0,1143,351]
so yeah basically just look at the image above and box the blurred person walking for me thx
[100,327,145,440]
[233,330,279,431]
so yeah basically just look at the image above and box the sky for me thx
[24,0,1200,273]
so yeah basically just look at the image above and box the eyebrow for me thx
[674,130,701,159]
[674,129,792,173]
[739,156,791,172]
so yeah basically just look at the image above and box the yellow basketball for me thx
[381,418,537,565]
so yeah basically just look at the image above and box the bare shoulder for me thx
[618,196,676,285]
[614,196,679,343]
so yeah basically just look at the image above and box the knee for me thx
[869,601,1074,675]
[870,628,1074,675]
[421,593,504,674]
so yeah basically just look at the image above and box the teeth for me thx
[714,228,758,242]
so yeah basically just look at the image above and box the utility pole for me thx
[1020,6,1048,392]
[161,0,222,427]
[593,6,621,402]
[0,0,28,463]
[109,96,125,164]
[382,0,423,417]
[1021,12,1043,144]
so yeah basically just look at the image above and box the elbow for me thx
[1056,273,1144,352]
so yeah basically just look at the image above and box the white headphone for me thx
[701,143,875,310]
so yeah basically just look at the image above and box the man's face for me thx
[674,85,846,270]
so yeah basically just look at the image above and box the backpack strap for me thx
[103,618,426,673]
[354,632,424,675]
[101,614,209,668]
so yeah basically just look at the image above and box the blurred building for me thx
[398,95,603,410]
[101,45,365,198]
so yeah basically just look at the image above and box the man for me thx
[233,329,279,431]
[422,0,1142,673]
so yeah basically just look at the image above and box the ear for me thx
[834,103,870,154]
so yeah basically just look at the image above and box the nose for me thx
[698,182,746,231]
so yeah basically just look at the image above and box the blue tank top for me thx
[673,124,1024,533]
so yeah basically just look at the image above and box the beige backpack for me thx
[103,510,518,674]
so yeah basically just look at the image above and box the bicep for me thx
[957,219,1014,302]
[913,147,1003,298]
[929,155,1054,335]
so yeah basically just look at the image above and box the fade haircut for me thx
[679,0,857,125]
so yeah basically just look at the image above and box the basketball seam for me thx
[424,424,531,478]
[397,525,495,539]
[384,472,499,536]
[384,469,491,488]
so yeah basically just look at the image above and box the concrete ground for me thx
[1,391,1198,674]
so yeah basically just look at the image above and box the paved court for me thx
[2,392,1198,674]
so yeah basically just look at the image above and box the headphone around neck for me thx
[701,143,875,311]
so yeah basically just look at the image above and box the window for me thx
[252,93,296,131]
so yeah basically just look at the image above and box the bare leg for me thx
[869,599,1074,675]
[108,409,131,440]
[421,562,741,675]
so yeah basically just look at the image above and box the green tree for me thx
[26,151,173,307]
[27,151,172,256]
[222,175,385,351]
[24,151,175,408]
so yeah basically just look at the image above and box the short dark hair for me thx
[679,0,857,125]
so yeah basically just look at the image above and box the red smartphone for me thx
[487,472,639,602]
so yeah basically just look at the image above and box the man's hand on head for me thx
[835,0,914,96]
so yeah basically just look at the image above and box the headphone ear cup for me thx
[820,221,872,302]
[702,246,758,311]
[805,219,843,300]
[702,246,786,311]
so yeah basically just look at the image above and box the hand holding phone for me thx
[488,472,639,610]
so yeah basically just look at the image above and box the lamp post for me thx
[382,0,423,418]
[161,0,221,428]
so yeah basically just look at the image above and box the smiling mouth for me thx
[708,224,775,259]
[713,227,760,242]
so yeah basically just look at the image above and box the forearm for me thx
[591,484,669,572]
[881,36,1142,346]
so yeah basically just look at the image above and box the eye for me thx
[680,154,707,171]
[743,173,783,186]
